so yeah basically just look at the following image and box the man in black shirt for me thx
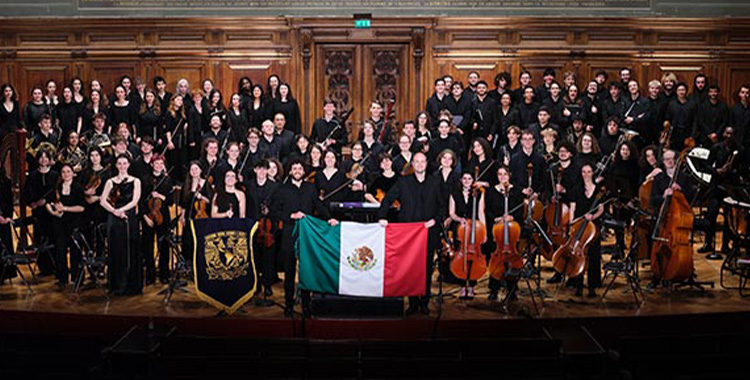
[377,151,441,315]
[730,84,750,147]
[489,71,513,105]
[509,130,547,196]
[470,81,499,146]
[310,97,346,153]
[664,83,698,150]
[426,78,449,122]
[259,119,283,160]
[696,84,729,147]
[245,159,279,297]
[535,68,556,103]
[690,74,709,105]
[526,106,560,145]
[272,158,336,317]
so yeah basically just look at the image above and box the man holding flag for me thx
[273,157,337,317]
[377,151,441,315]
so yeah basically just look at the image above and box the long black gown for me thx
[107,179,142,296]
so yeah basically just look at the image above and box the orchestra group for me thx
[1,66,749,317]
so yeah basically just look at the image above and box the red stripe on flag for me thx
[383,222,428,297]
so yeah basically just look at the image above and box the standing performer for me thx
[272,158,335,317]
[178,161,213,264]
[22,149,59,276]
[211,170,245,219]
[311,97,346,153]
[100,154,142,296]
[377,151,441,315]
[46,163,86,289]
[485,166,524,300]
[566,163,604,297]
[448,170,487,299]
[246,159,279,297]
[140,155,174,284]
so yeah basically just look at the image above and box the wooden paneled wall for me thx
[2,17,750,136]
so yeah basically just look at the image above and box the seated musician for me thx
[448,170,487,299]
[378,151,441,315]
[485,166,524,300]
[702,126,745,255]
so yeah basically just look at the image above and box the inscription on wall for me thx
[79,0,651,10]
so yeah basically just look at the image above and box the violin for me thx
[551,195,613,279]
[541,166,570,260]
[256,201,275,248]
[84,164,109,195]
[489,184,523,281]
[523,163,544,221]
[375,188,400,209]
[650,143,695,281]
[320,153,371,202]
[107,181,121,206]
[450,167,487,284]
[146,167,174,227]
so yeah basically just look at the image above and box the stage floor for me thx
[2,241,749,323]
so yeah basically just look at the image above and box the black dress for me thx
[110,102,137,129]
[316,169,348,209]
[226,108,250,143]
[49,182,85,285]
[272,98,302,135]
[107,179,142,296]
[56,101,81,137]
[137,107,165,148]
[24,101,50,135]
[569,183,602,289]
[214,191,241,218]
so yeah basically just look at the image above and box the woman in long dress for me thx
[100,154,142,296]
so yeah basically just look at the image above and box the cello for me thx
[542,165,570,260]
[489,184,523,281]
[650,146,695,282]
[551,194,612,279]
[450,168,487,290]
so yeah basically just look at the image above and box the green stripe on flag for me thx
[297,216,340,294]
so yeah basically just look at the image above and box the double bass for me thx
[450,169,487,288]
[650,146,694,282]
[489,184,523,281]
[542,166,570,260]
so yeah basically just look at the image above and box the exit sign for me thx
[355,19,371,29]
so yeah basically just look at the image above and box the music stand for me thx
[159,226,190,305]
[599,219,644,308]
[70,227,109,299]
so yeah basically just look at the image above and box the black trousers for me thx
[282,248,310,310]
[253,238,276,292]
[142,219,171,282]
[409,227,439,307]
[705,188,731,250]
[53,225,81,285]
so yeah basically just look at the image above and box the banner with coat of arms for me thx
[192,218,257,314]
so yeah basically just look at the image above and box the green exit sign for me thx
[355,19,371,29]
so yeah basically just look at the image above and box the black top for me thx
[518,101,540,129]
[0,101,22,136]
[311,117,346,153]
[316,169,349,205]
[214,190,241,217]
[110,102,137,128]
[272,98,302,135]
[82,105,111,133]
[571,183,601,219]
[22,169,59,208]
[140,171,174,219]
[245,100,270,130]
[56,101,80,135]
[24,101,51,134]
[509,149,547,194]
[426,92,450,122]
[245,179,278,221]
[377,173,441,223]
[47,181,86,227]
[272,180,331,252]
[446,94,473,132]
[226,108,250,143]
[367,172,399,199]
[485,184,524,241]
[450,187,480,219]
[137,107,165,143]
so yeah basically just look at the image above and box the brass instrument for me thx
[27,141,57,160]
[57,146,87,172]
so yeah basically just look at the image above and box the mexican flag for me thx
[297,216,428,297]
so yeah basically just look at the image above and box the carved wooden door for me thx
[315,44,409,142]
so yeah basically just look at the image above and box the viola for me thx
[541,166,570,260]
[375,188,400,209]
[489,184,523,281]
[450,167,487,284]
[256,201,275,248]
[193,197,209,219]
[650,143,695,282]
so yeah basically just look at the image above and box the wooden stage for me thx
[1,237,749,329]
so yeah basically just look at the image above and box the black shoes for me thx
[488,290,498,301]
[697,243,714,254]
[547,272,563,284]
[405,304,419,315]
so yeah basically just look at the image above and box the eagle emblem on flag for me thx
[347,246,377,271]
[204,230,249,281]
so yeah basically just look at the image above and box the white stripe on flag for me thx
[338,222,385,297]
